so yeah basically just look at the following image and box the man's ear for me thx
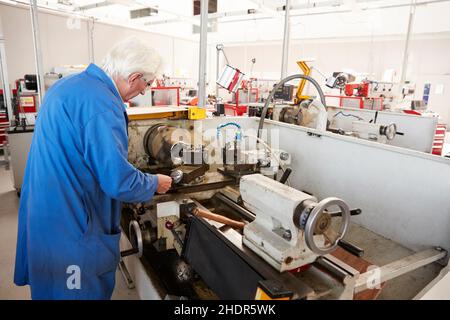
[128,73,141,85]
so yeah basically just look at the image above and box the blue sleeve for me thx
[82,110,158,202]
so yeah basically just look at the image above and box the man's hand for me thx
[156,174,172,194]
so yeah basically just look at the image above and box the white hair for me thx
[102,36,161,79]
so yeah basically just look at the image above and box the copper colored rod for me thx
[193,208,245,229]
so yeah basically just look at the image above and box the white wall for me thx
[221,35,450,126]
[0,3,202,90]
[223,36,450,82]
[207,1,450,44]
[414,75,450,126]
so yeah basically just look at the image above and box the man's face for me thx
[123,72,154,101]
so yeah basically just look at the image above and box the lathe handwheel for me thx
[381,123,397,140]
[129,220,143,258]
[304,197,350,255]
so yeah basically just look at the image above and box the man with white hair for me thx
[14,37,172,299]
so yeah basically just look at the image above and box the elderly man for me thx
[14,37,172,299]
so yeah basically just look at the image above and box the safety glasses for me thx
[140,74,154,88]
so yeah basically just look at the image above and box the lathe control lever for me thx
[120,220,143,258]
[327,208,362,218]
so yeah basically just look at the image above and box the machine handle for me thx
[279,168,292,184]
[328,208,362,218]
[119,220,143,258]
[165,221,185,246]
[193,207,245,229]
[304,197,351,255]
[120,248,139,258]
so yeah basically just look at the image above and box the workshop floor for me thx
[0,156,443,300]
[344,223,442,299]
[0,161,138,300]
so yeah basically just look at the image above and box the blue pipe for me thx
[216,122,242,141]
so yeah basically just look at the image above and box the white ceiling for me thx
[4,0,450,43]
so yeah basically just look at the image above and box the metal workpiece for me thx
[143,123,189,166]
[143,123,208,167]
[279,106,303,125]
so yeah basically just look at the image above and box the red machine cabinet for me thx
[0,90,9,147]
[151,86,180,106]
[0,111,8,147]
[325,95,384,111]
[344,82,370,97]
[224,87,259,116]
[432,124,447,156]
